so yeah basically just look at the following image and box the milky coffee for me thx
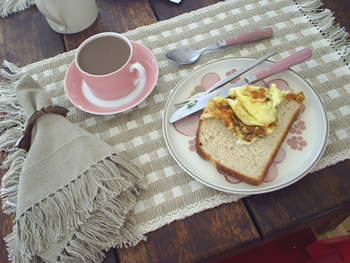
[77,36,131,75]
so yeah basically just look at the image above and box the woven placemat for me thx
[1,0,350,236]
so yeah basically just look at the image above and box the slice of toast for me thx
[196,99,302,186]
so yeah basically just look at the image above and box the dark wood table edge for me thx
[243,190,350,244]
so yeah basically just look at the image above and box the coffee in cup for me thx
[75,32,146,100]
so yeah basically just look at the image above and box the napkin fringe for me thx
[297,0,350,62]
[60,194,145,263]
[0,0,35,17]
[6,155,147,263]
[0,61,26,214]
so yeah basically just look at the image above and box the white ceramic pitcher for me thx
[35,0,98,34]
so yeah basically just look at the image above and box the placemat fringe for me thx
[297,0,350,63]
[0,61,26,214]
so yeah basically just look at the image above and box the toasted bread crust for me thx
[196,121,211,160]
[196,100,302,186]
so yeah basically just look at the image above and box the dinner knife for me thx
[169,48,312,123]
[204,50,277,94]
[174,50,277,106]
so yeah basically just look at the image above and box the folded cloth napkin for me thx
[5,75,148,263]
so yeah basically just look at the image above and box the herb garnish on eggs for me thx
[200,84,305,145]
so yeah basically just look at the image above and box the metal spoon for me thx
[165,27,273,64]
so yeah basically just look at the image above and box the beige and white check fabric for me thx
[1,0,350,236]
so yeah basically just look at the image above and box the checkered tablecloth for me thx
[1,0,349,236]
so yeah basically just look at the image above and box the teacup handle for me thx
[35,0,67,31]
[130,62,146,86]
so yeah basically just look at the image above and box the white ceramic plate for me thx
[163,57,328,194]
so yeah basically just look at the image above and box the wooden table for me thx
[1,1,349,262]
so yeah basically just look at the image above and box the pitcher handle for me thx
[35,0,67,31]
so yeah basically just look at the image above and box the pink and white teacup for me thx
[75,32,146,100]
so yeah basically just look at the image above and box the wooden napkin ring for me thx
[16,106,70,152]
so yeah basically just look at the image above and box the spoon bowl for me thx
[165,47,208,64]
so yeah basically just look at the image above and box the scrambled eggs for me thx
[200,84,302,145]
[227,84,288,126]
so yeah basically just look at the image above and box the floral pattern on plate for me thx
[178,70,308,184]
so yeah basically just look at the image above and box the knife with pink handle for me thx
[165,27,274,64]
[253,48,312,80]
[169,48,312,123]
